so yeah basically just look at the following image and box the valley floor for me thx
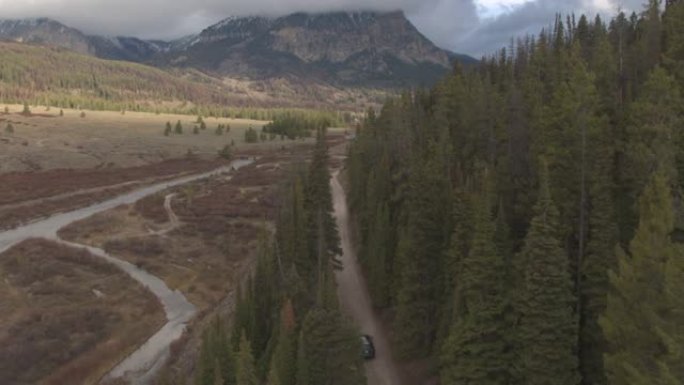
[0,124,325,383]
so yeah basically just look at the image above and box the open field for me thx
[0,105,318,230]
[0,124,344,384]
[0,104,281,173]
[0,157,228,231]
[57,149,309,312]
[0,239,165,385]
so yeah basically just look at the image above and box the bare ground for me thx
[0,239,165,385]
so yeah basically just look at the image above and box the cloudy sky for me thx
[0,0,648,56]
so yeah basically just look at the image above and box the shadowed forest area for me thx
[347,1,684,384]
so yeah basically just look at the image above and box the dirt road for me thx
[331,171,404,385]
[0,159,253,384]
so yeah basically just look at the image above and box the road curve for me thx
[0,158,254,384]
[331,171,404,385]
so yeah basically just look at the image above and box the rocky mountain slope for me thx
[0,12,477,107]
[0,18,168,62]
[164,11,475,86]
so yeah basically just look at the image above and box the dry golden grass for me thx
[0,239,165,385]
[0,104,275,172]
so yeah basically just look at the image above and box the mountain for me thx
[0,18,167,62]
[163,11,474,87]
[0,12,477,108]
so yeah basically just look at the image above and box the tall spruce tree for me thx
[235,332,258,385]
[441,178,510,384]
[516,159,579,385]
[601,172,679,384]
[394,144,452,357]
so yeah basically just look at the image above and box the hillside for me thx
[0,41,391,111]
[163,11,473,87]
[0,18,167,62]
[0,42,230,111]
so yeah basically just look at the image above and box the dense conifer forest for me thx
[188,131,366,385]
[347,1,684,384]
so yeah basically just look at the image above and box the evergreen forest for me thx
[346,1,684,384]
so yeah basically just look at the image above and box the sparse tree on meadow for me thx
[22,102,31,116]
[218,145,232,160]
[5,123,14,134]
[175,120,183,134]
[245,127,258,143]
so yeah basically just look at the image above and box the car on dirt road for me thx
[361,334,375,360]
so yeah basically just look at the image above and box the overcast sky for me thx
[0,0,649,57]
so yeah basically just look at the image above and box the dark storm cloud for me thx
[0,0,473,39]
[454,0,650,56]
[0,0,654,57]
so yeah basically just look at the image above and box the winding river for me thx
[0,158,254,384]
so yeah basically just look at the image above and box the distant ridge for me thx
[162,11,476,86]
[0,13,478,108]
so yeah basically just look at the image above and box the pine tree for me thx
[601,172,678,384]
[579,115,618,385]
[268,300,297,385]
[664,0,684,85]
[622,66,682,240]
[235,332,258,385]
[295,332,310,385]
[306,129,341,262]
[394,145,452,357]
[175,120,183,134]
[516,159,579,385]
[441,182,510,384]
[659,229,684,383]
[297,308,365,385]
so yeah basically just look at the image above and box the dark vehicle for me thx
[361,334,375,360]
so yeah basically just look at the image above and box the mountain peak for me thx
[164,10,469,87]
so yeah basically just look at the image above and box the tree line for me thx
[346,1,684,384]
[0,43,356,123]
[185,130,366,385]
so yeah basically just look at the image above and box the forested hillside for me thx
[0,42,359,118]
[0,42,233,112]
[347,0,684,384]
[188,132,366,385]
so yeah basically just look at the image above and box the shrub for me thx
[218,145,232,160]
[244,127,258,143]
